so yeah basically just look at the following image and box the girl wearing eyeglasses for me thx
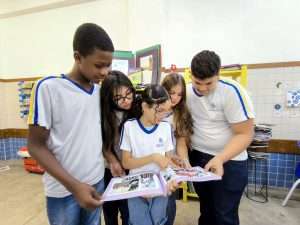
[100,70,136,225]
[120,84,178,225]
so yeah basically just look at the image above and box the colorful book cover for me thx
[101,172,165,202]
[101,167,221,202]
[161,166,221,183]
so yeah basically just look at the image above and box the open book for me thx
[101,166,221,202]
[161,166,221,183]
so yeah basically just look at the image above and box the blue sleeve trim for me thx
[219,80,249,119]
[33,76,58,125]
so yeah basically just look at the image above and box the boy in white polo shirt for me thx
[187,50,255,225]
[27,23,114,225]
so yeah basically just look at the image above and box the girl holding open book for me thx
[162,73,194,225]
[101,70,137,225]
[120,84,177,225]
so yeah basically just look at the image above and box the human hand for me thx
[109,161,125,177]
[204,156,224,177]
[72,182,102,210]
[152,153,170,169]
[170,155,192,169]
[182,159,192,169]
[167,180,179,195]
[169,155,184,168]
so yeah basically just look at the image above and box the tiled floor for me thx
[0,160,300,225]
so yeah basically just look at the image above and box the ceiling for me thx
[0,0,98,18]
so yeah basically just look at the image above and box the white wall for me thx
[241,0,300,64]
[129,0,300,67]
[2,0,300,77]
[0,0,129,78]
[0,21,3,75]
[128,0,164,51]
[247,67,300,140]
[161,0,243,67]
[164,0,300,67]
[0,83,4,128]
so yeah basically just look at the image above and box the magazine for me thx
[101,172,165,202]
[101,167,221,202]
[160,166,221,183]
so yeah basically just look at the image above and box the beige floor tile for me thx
[1,160,299,225]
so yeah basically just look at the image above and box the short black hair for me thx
[73,23,114,56]
[191,50,221,80]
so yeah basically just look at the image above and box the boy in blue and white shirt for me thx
[187,50,255,225]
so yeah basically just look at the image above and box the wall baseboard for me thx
[0,129,28,138]
[249,140,300,155]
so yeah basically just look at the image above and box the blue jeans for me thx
[165,193,176,225]
[46,179,105,225]
[190,150,248,225]
[128,196,168,225]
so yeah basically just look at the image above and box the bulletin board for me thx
[135,45,161,85]
[17,81,35,119]
[112,51,135,75]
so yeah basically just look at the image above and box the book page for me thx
[102,172,164,201]
[161,166,221,183]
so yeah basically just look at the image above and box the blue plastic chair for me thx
[282,162,300,206]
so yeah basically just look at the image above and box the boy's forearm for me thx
[218,132,253,163]
[218,119,254,163]
[28,143,80,193]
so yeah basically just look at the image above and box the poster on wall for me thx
[111,59,129,75]
[112,51,135,75]
[135,45,161,84]
[287,90,300,108]
[17,81,35,119]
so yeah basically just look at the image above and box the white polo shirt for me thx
[120,119,174,174]
[186,78,255,161]
[28,75,105,197]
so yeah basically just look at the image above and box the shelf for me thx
[220,65,248,88]
[183,65,248,88]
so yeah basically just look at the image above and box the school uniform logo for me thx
[156,137,164,147]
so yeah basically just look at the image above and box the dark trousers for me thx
[165,192,176,225]
[189,150,247,225]
[103,169,129,225]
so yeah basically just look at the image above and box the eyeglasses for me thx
[113,91,133,105]
[154,104,172,119]
[155,110,172,119]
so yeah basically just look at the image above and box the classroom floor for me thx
[1,160,300,225]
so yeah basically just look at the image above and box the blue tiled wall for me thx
[0,138,299,189]
[0,138,27,160]
[248,153,300,188]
